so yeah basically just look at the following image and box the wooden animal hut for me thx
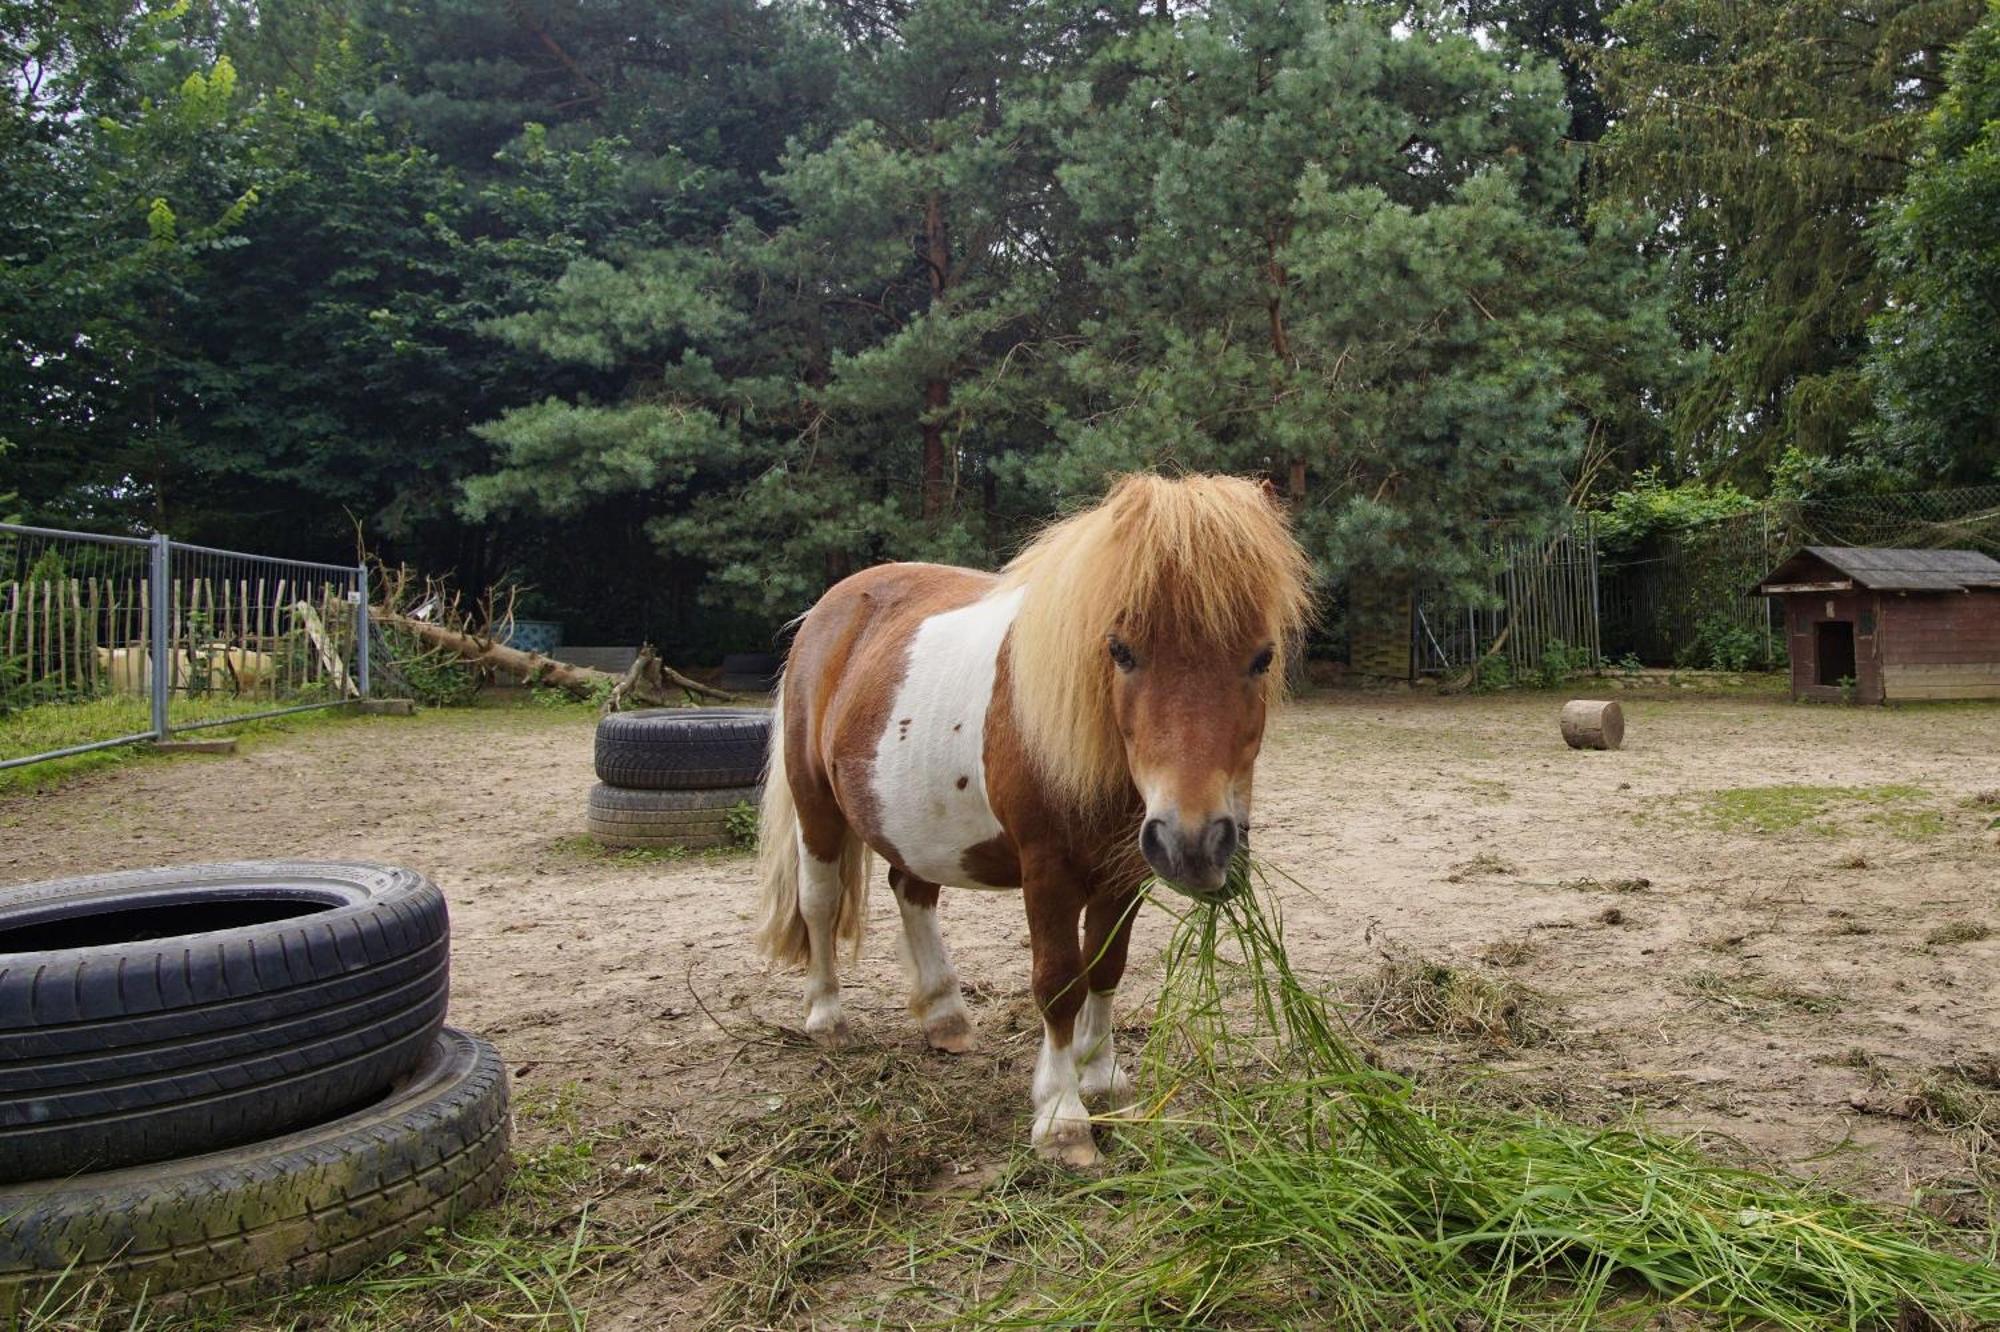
[1753,546,2000,704]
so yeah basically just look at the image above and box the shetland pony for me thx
[753,473,1312,1165]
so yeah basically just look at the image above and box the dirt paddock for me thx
[3,687,1997,1326]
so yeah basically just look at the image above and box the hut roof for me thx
[1755,546,2000,594]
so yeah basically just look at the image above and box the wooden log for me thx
[1560,699,1624,751]
[374,613,734,705]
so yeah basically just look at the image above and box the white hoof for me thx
[1032,1100,1102,1169]
[923,1008,978,1054]
[805,1007,853,1048]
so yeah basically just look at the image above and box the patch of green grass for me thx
[899,875,2000,1328]
[909,873,2000,1329]
[0,697,368,795]
[1867,807,1947,840]
[1701,783,1930,834]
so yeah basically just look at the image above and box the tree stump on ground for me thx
[1560,699,1624,751]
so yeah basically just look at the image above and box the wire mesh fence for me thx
[0,523,368,771]
[1597,509,1785,670]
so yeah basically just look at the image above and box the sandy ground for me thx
[2,687,1996,1325]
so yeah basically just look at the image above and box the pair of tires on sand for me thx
[587,708,772,850]
[0,862,507,1315]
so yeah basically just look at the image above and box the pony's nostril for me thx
[1204,817,1238,869]
[1140,817,1172,870]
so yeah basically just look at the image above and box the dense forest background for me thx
[4,0,1997,655]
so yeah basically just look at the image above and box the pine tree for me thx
[1863,0,2000,484]
[1046,0,1665,589]
[1598,0,1983,482]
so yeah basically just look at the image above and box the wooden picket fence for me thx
[2,575,359,703]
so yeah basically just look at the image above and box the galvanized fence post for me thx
[355,564,370,698]
[149,531,171,741]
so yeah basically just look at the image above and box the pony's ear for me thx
[1257,475,1290,512]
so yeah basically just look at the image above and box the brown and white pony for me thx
[752,473,1311,1166]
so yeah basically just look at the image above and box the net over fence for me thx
[1787,484,2000,557]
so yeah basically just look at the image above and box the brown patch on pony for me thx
[998,473,1312,811]
[960,835,1023,888]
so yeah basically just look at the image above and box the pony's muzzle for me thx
[1141,813,1239,898]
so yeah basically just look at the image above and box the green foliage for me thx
[375,626,480,708]
[725,799,758,851]
[1041,4,1667,594]
[1680,613,1777,672]
[1863,0,2000,484]
[1590,470,1760,549]
[529,677,613,710]
[1598,0,1984,482]
[1473,654,1514,692]
[1534,639,1591,687]
[3,0,1990,654]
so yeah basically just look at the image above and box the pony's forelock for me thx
[998,473,1314,809]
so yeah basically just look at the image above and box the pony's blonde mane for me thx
[998,473,1314,809]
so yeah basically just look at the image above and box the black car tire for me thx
[0,861,448,1182]
[585,783,758,850]
[592,708,770,789]
[0,1029,508,1314]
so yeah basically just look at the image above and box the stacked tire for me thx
[588,707,771,851]
[0,862,508,1314]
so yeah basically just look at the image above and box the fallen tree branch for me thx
[373,613,734,707]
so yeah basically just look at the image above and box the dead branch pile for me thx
[368,563,732,710]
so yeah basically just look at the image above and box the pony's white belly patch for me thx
[869,587,1022,888]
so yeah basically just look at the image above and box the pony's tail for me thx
[752,682,870,967]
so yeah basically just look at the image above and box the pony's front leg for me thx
[1077,887,1141,1104]
[1024,867,1099,1168]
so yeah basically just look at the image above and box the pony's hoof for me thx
[1037,1132,1104,1170]
[924,1011,978,1054]
[806,1014,854,1048]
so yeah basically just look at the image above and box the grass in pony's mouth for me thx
[909,858,2000,1330]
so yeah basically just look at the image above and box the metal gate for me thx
[1,523,368,771]
[1413,524,1601,678]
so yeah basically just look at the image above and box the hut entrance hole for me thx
[1815,621,1856,686]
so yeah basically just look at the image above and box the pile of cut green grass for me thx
[920,863,2000,1329]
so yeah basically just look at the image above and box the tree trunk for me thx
[921,189,953,520]
[1559,699,1624,751]
[374,613,734,706]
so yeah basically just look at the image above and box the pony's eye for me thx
[1249,646,1275,677]
[1108,639,1137,672]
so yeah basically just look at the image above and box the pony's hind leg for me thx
[889,868,975,1053]
[795,829,856,1047]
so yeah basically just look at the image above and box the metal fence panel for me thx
[0,523,367,771]
[1413,523,1601,678]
